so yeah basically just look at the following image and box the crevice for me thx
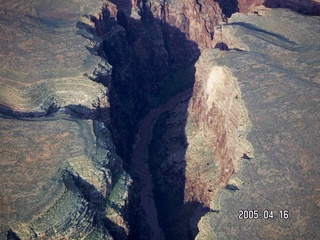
[93,1,203,239]
[196,0,203,12]
[91,0,251,239]
[202,17,214,40]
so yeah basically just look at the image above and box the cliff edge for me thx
[196,8,320,239]
[0,0,131,239]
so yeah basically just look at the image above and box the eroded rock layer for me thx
[196,8,320,239]
[1,0,319,239]
[0,0,131,239]
[136,2,320,239]
[186,53,252,205]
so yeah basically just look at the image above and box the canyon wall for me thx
[1,0,319,239]
[146,49,253,240]
[93,0,320,239]
[186,51,252,205]
[0,1,131,239]
[93,0,226,164]
[195,8,320,239]
[93,1,229,238]
[126,1,319,239]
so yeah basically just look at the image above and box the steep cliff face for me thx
[186,52,252,205]
[2,0,319,239]
[101,1,319,239]
[0,1,131,239]
[195,9,320,239]
[94,0,255,239]
[94,0,225,163]
[153,0,224,49]
[92,1,228,239]
[146,51,253,239]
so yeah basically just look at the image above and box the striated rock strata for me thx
[186,52,253,206]
[196,8,320,239]
[139,1,320,239]
[147,48,253,239]
[92,0,226,163]
[1,0,319,239]
[92,1,227,238]
[0,0,131,239]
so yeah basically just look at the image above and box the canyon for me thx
[0,0,319,239]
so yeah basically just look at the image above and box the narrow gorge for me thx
[93,1,253,239]
[0,0,319,239]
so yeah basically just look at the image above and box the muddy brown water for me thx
[131,89,192,239]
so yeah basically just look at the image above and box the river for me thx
[130,88,193,239]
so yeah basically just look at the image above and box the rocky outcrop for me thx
[93,0,222,162]
[195,8,320,239]
[1,0,319,239]
[150,0,224,49]
[0,0,131,239]
[186,52,252,206]
[91,1,230,238]
[11,173,109,240]
[93,1,253,239]
[145,50,253,239]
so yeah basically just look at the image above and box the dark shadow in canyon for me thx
[264,0,320,16]
[215,0,239,17]
[148,107,209,240]
[92,0,210,239]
